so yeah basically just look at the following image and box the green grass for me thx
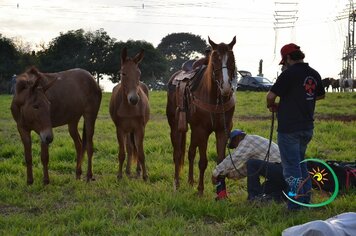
[0,91,355,235]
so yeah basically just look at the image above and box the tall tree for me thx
[85,28,115,84]
[107,40,168,89]
[38,29,88,72]
[157,32,209,76]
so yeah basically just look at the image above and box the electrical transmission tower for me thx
[274,2,298,30]
[337,0,356,80]
[273,2,298,56]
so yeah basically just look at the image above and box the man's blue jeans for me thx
[246,159,286,201]
[278,130,313,209]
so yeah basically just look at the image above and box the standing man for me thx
[266,43,325,210]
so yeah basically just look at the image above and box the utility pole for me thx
[258,59,263,77]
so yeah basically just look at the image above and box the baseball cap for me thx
[229,129,246,139]
[279,43,301,65]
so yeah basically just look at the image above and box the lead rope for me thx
[246,110,275,178]
[223,103,275,179]
[220,90,244,177]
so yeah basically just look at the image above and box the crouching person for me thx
[212,129,283,202]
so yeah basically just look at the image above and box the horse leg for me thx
[215,131,229,164]
[83,116,96,182]
[197,137,209,196]
[40,142,50,184]
[125,133,133,177]
[170,126,186,190]
[130,132,142,178]
[187,134,198,186]
[136,128,147,181]
[68,122,83,180]
[19,127,33,184]
[116,127,126,180]
[167,92,186,190]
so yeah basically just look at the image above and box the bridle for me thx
[212,65,236,98]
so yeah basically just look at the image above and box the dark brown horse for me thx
[166,37,237,195]
[109,47,150,180]
[11,67,102,184]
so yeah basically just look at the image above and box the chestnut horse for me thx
[11,67,102,184]
[166,37,237,194]
[109,47,150,180]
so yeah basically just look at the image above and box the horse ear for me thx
[31,76,42,92]
[228,36,236,50]
[27,66,41,77]
[133,49,144,64]
[121,47,128,64]
[208,36,218,50]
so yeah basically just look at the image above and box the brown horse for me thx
[109,47,150,180]
[166,36,237,195]
[11,67,102,185]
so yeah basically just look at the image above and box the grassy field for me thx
[0,91,355,235]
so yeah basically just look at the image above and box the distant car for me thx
[237,76,273,91]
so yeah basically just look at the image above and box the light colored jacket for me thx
[212,134,281,179]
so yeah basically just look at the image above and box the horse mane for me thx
[200,54,214,94]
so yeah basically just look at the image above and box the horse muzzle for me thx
[128,93,140,106]
[40,128,53,144]
[220,86,233,97]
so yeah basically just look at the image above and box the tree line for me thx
[0,29,209,93]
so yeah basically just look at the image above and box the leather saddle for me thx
[169,64,207,132]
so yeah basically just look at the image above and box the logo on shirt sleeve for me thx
[304,76,317,99]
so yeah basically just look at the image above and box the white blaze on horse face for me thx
[221,54,230,95]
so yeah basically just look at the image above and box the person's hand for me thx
[268,103,279,112]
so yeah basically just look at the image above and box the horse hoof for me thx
[173,181,180,191]
[27,179,34,185]
[43,179,50,185]
[143,175,148,181]
[86,175,95,182]
[117,174,123,181]
[76,170,82,178]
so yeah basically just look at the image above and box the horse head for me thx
[208,36,236,97]
[120,47,144,106]
[12,67,56,144]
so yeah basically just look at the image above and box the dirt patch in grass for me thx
[0,204,23,215]
[237,115,356,122]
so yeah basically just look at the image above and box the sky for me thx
[0,0,351,89]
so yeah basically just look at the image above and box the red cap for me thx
[279,43,300,65]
